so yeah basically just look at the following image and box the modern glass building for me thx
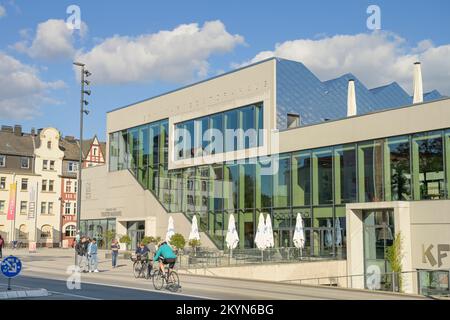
[81,58,450,294]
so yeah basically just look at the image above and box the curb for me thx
[0,289,49,300]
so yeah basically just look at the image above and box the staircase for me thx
[127,168,220,249]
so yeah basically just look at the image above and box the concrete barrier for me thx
[180,260,347,284]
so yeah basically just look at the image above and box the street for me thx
[0,248,427,300]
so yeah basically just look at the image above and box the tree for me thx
[386,232,404,292]
[103,230,116,249]
[169,233,186,250]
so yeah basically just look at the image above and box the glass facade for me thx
[174,102,263,160]
[80,218,116,249]
[110,123,450,250]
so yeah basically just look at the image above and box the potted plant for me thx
[188,239,201,255]
[119,234,131,251]
[386,232,404,292]
[169,233,185,253]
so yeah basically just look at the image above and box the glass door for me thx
[363,209,395,291]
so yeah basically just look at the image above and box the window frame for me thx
[20,157,30,169]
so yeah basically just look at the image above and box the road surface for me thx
[0,248,427,300]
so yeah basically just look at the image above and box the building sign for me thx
[28,183,37,220]
[7,183,17,221]
[422,244,450,268]
[101,208,122,217]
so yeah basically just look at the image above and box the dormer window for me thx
[20,157,29,169]
[47,141,52,149]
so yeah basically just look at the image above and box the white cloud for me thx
[0,52,66,119]
[14,19,87,60]
[237,31,450,95]
[76,20,244,84]
[0,5,6,18]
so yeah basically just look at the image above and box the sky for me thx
[1,0,450,141]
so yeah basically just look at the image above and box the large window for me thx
[292,151,311,206]
[65,225,76,237]
[41,225,52,239]
[273,155,291,208]
[412,131,444,200]
[334,145,357,204]
[313,148,333,205]
[385,136,411,201]
[358,140,384,202]
[174,102,263,159]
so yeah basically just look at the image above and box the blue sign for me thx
[1,256,22,278]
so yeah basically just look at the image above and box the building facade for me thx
[0,125,104,247]
[81,58,450,294]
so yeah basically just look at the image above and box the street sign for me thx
[1,256,22,278]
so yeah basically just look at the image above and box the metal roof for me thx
[275,58,444,128]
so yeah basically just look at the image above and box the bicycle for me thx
[152,264,180,292]
[131,254,151,279]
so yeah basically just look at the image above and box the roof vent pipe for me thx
[413,62,423,104]
[347,79,357,117]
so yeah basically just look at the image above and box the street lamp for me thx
[73,61,92,264]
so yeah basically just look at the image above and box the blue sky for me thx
[1,0,449,140]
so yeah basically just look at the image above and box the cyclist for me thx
[153,241,177,278]
[135,242,150,259]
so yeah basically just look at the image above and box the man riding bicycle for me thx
[153,241,177,278]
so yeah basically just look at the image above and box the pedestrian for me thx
[111,239,120,268]
[88,238,99,273]
[0,235,4,258]
[75,236,88,272]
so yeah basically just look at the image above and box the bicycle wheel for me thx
[152,271,165,290]
[167,271,180,292]
[142,262,150,279]
[133,261,142,278]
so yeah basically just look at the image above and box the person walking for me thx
[88,238,99,273]
[111,239,120,268]
[75,237,88,272]
[0,235,4,258]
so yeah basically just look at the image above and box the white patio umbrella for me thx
[165,216,175,243]
[335,218,342,247]
[225,213,239,260]
[188,215,200,255]
[188,215,200,241]
[325,218,333,248]
[254,212,267,250]
[265,214,274,249]
[293,213,305,259]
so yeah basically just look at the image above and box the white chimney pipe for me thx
[347,79,357,117]
[413,62,423,104]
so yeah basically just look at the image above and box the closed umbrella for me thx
[254,212,267,250]
[188,215,200,241]
[325,219,333,248]
[225,213,239,260]
[254,212,267,262]
[293,213,305,259]
[265,214,274,249]
[335,218,342,247]
[189,215,200,255]
[165,216,175,243]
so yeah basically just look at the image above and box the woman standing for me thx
[111,239,120,268]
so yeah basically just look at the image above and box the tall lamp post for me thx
[73,61,91,264]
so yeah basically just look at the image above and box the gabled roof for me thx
[0,131,35,156]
